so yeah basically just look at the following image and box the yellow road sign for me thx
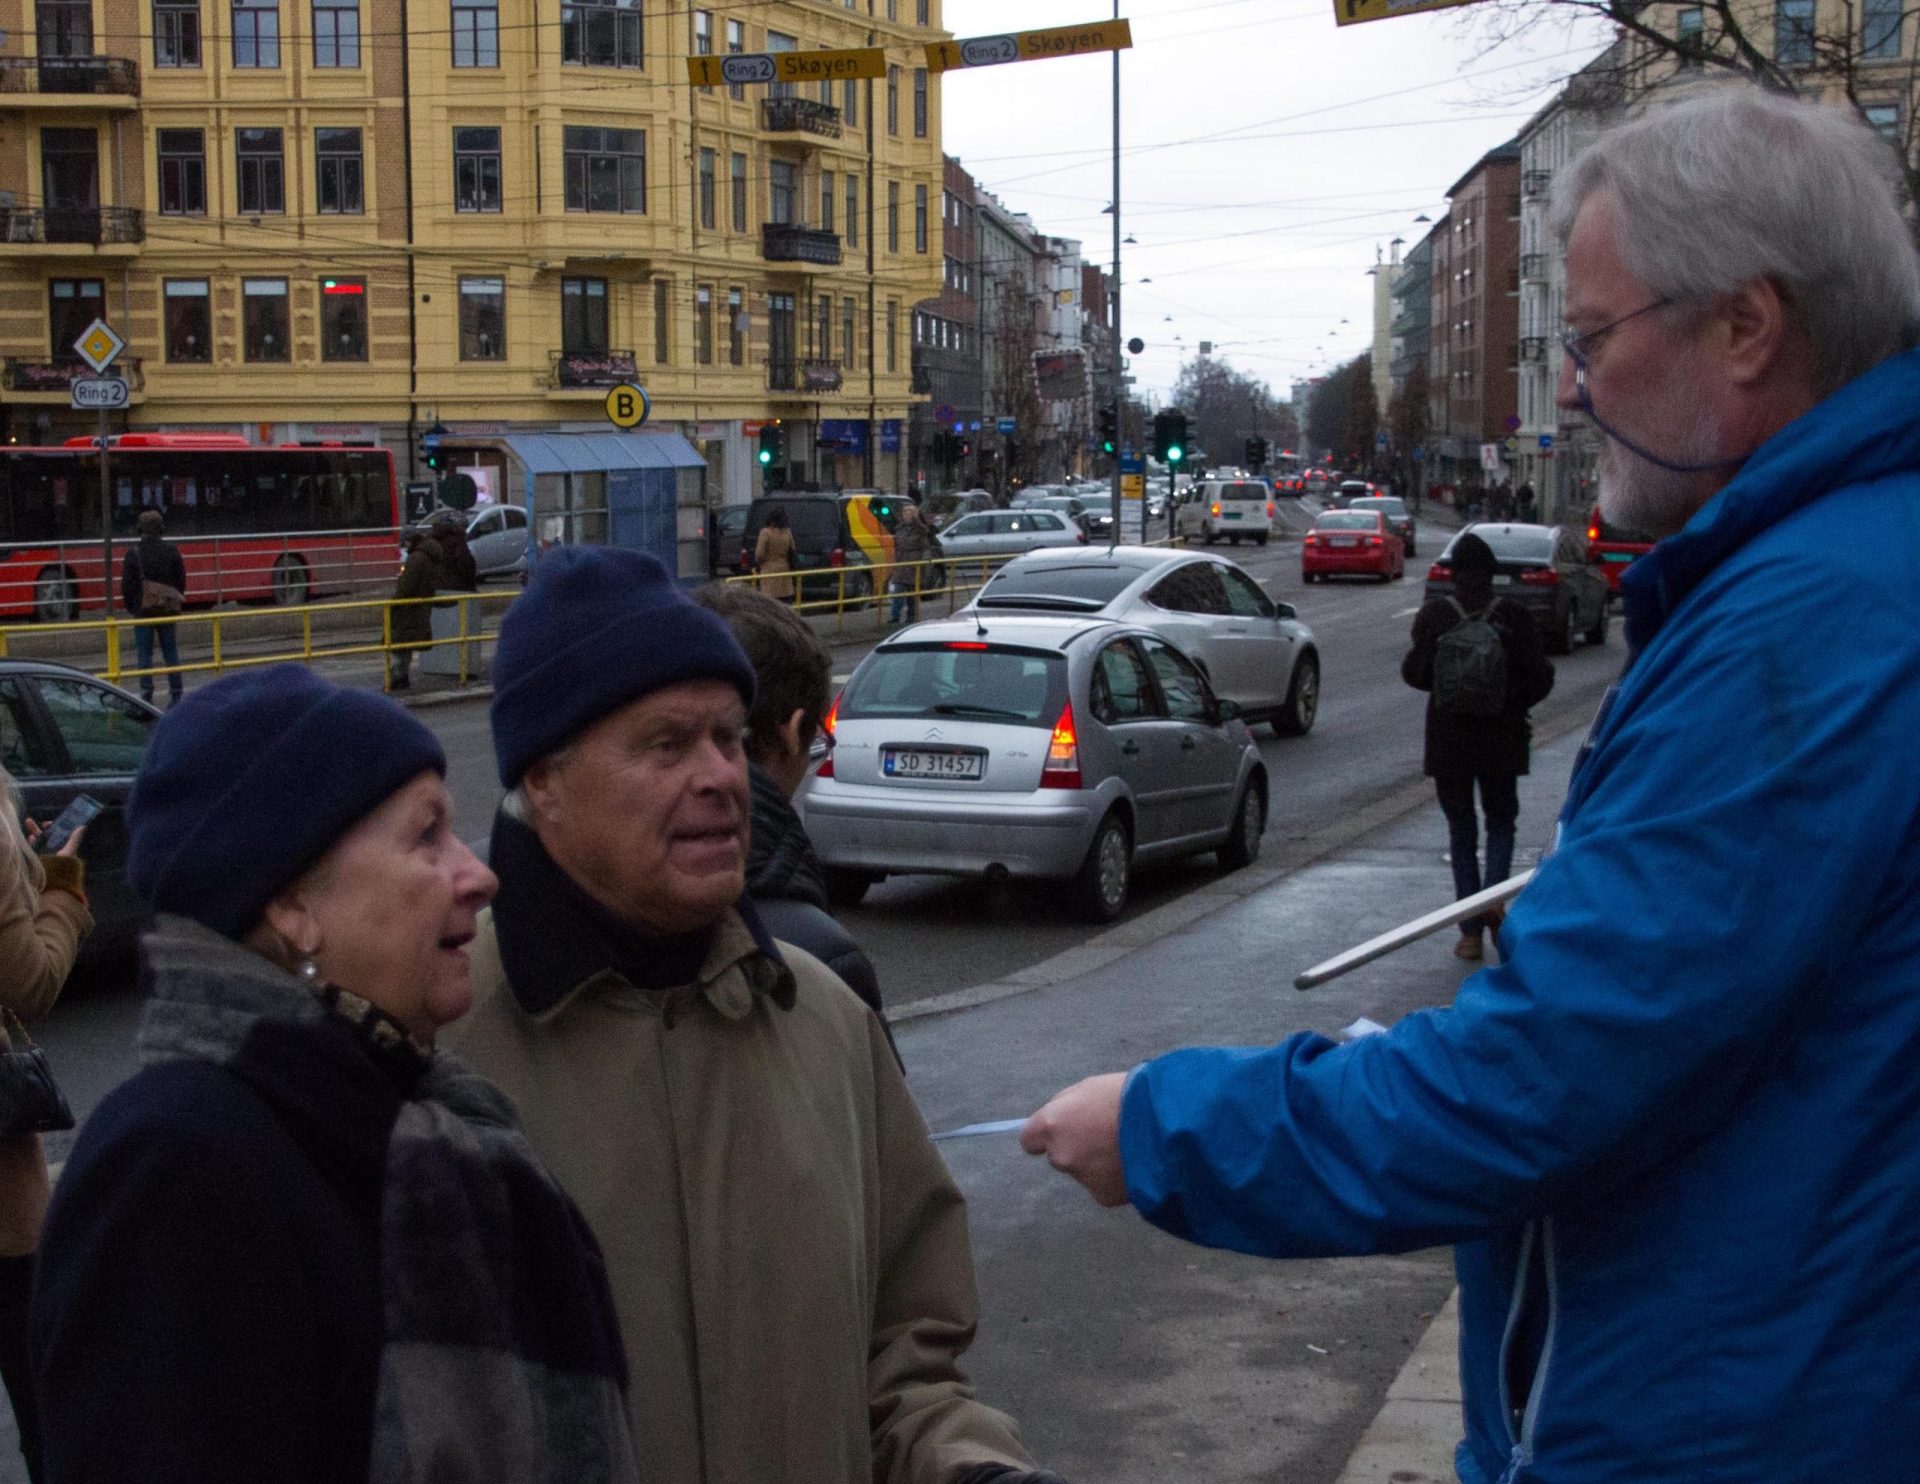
[926,19,1133,74]
[1121,472,1145,502]
[1334,0,1482,26]
[604,383,651,429]
[73,318,125,374]
[687,45,885,87]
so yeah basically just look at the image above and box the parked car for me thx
[740,493,882,602]
[967,546,1319,737]
[921,489,996,531]
[1331,479,1377,509]
[934,509,1085,571]
[804,615,1268,920]
[1173,479,1277,547]
[0,660,160,963]
[1425,522,1611,654]
[405,503,530,580]
[1343,494,1418,556]
[708,504,751,578]
[1024,494,1117,542]
[1302,509,1405,583]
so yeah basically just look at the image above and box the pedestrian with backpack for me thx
[1401,531,1555,960]
[120,510,187,708]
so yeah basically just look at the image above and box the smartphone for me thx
[37,794,103,855]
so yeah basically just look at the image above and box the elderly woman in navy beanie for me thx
[28,666,640,1484]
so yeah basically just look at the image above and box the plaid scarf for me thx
[137,915,642,1484]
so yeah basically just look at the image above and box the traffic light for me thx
[1098,405,1119,455]
[419,420,449,473]
[1153,408,1188,466]
[1244,435,1269,470]
[757,423,785,469]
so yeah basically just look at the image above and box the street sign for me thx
[1375,431,1388,451]
[603,382,651,429]
[996,418,1017,435]
[73,318,125,374]
[69,376,129,410]
[926,18,1132,74]
[1121,473,1145,503]
[1480,442,1504,474]
[1126,336,1145,355]
[687,45,884,87]
[1333,0,1484,26]
[1538,434,1554,450]
[1412,447,1425,462]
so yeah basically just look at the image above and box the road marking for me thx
[1393,606,1421,617]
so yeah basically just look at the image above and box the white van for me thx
[1175,479,1276,547]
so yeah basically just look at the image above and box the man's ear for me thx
[777,708,809,760]
[1719,276,1793,388]
[521,755,563,826]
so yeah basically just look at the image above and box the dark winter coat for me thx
[120,536,187,617]
[390,538,441,644]
[746,762,883,1019]
[1401,593,1554,778]
[436,528,480,592]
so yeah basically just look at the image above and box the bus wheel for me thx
[271,556,310,607]
[33,566,78,624]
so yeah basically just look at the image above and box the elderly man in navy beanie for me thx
[448,547,1062,1484]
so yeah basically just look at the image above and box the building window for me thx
[315,127,363,214]
[916,0,928,21]
[698,148,716,229]
[563,277,609,353]
[460,276,505,360]
[1863,0,1901,58]
[728,286,744,365]
[154,0,201,66]
[563,126,646,212]
[320,278,367,361]
[693,8,712,89]
[730,152,747,230]
[1775,0,1814,65]
[845,175,858,247]
[452,0,498,64]
[312,0,358,65]
[243,278,290,361]
[1864,102,1901,140]
[842,296,856,370]
[887,180,899,252]
[236,127,285,215]
[695,284,713,365]
[48,279,105,361]
[769,159,796,225]
[562,0,643,67]
[844,77,857,126]
[887,65,899,134]
[454,126,502,212]
[766,31,796,100]
[821,170,835,233]
[1675,5,1704,62]
[768,291,795,379]
[913,68,927,137]
[815,294,831,358]
[915,184,928,252]
[164,279,212,363]
[157,128,206,215]
[886,298,898,372]
[725,18,744,99]
[653,278,670,363]
[38,0,92,55]
[232,0,279,66]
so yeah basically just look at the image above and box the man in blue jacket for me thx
[1020,86,1920,1484]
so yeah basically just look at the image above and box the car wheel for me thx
[1072,811,1132,922]
[1256,532,1270,547]
[1584,601,1611,646]
[1216,779,1266,871]
[1273,652,1320,737]
[33,565,79,624]
[824,867,879,907]
[271,555,310,607]
[1202,524,1216,546]
[1550,604,1577,655]
[1228,535,1241,546]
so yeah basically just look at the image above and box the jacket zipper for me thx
[1495,1215,1559,1484]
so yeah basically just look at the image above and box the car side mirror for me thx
[1215,698,1242,723]
[1273,601,1297,620]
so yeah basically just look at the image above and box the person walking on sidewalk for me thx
[120,510,187,707]
[1019,86,1920,1484]
[32,669,638,1484]
[888,503,936,626]
[388,527,442,691]
[754,504,797,604]
[1401,531,1554,961]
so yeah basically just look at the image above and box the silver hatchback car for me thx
[803,614,1268,920]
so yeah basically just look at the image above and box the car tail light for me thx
[1303,534,1320,547]
[739,546,753,571]
[1040,701,1082,790]
[829,547,847,568]
[1428,562,1451,581]
[815,691,842,779]
[1520,567,1560,586]
[1266,503,1276,519]
[1210,503,1222,517]
[1366,535,1382,547]
[945,640,990,651]
[1588,521,1601,543]
[1076,529,1088,543]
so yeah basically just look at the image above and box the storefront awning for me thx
[499,431,706,475]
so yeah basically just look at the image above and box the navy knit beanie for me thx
[490,547,757,787]
[126,666,447,938]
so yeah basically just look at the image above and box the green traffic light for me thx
[1167,445,1184,464]
[757,449,773,466]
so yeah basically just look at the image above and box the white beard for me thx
[1595,401,1725,539]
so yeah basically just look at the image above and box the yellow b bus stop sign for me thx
[604,383,650,429]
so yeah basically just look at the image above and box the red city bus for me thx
[0,434,400,621]
[1587,506,1656,596]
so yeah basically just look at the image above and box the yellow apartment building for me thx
[0,0,948,534]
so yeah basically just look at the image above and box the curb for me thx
[1333,1291,1462,1484]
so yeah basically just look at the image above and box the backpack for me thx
[1432,597,1508,716]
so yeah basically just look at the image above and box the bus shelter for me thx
[497,431,707,582]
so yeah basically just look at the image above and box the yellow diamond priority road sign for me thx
[926,19,1133,74]
[73,318,125,374]
[1334,0,1484,25]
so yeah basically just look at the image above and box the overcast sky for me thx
[941,0,1613,406]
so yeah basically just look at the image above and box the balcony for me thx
[547,348,639,389]
[761,96,842,139]
[2,357,143,393]
[761,222,842,267]
[0,55,140,102]
[1522,168,1552,197]
[1519,336,1549,363]
[768,358,843,394]
[0,205,144,248]
[1520,252,1548,281]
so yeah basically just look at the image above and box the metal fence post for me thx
[211,614,224,674]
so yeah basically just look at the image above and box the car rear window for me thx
[1351,498,1406,517]
[1316,511,1379,531]
[980,563,1135,608]
[1460,527,1554,562]
[839,645,1066,728]
[1218,483,1267,502]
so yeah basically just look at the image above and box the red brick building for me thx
[1427,141,1521,494]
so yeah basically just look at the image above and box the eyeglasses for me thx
[1558,298,1673,364]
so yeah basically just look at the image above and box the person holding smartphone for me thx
[0,762,90,1484]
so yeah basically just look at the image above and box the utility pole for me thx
[1107,0,1122,547]
[863,19,877,489]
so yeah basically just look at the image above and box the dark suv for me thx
[1424,523,1611,654]
[740,493,880,602]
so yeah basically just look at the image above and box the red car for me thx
[1302,509,1405,583]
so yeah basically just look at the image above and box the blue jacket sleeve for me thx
[1121,561,1920,1256]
